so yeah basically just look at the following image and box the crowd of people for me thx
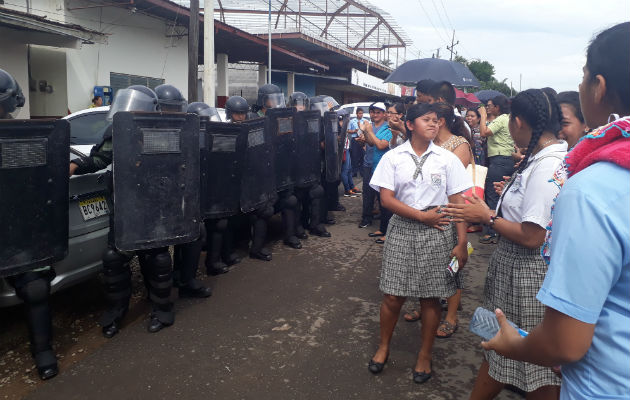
[361,21,629,400]
[0,19,627,400]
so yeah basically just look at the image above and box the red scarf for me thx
[565,116,630,177]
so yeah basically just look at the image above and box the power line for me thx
[438,0,455,31]
[430,0,451,40]
[415,0,450,47]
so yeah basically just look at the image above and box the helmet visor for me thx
[199,107,221,122]
[263,93,286,109]
[310,102,328,117]
[291,97,309,111]
[107,88,158,120]
[323,96,340,110]
[159,98,188,112]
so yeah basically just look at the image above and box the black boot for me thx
[179,279,212,298]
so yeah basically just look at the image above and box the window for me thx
[110,72,165,96]
[68,111,110,145]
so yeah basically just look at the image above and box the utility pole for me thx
[268,0,272,83]
[432,48,440,59]
[519,73,522,92]
[446,30,459,61]
[188,0,199,102]
[203,0,215,106]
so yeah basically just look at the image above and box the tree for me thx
[467,60,495,83]
[453,55,468,65]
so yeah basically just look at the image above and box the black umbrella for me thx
[384,58,480,87]
[473,89,504,103]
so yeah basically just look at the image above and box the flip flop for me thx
[403,310,421,322]
[368,232,385,237]
[375,238,385,244]
[436,320,458,338]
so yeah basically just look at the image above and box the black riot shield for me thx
[0,119,69,278]
[323,111,340,182]
[292,110,321,187]
[112,112,200,251]
[200,121,247,219]
[266,108,296,191]
[337,112,349,169]
[240,118,277,213]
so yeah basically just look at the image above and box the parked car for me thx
[0,107,111,307]
[339,102,374,120]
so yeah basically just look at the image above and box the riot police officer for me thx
[255,83,285,117]
[152,87,212,298]
[225,95,249,123]
[289,92,330,238]
[69,85,176,337]
[187,101,240,275]
[1,69,58,380]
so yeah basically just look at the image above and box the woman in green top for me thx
[478,95,515,243]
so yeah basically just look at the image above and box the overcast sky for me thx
[378,0,629,92]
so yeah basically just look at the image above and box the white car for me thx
[0,106,111,307]
[338,102,374,120]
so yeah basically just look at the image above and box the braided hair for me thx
[497,89,562,213]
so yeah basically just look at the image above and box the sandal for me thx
[436,320,458,338]
[403,310,421,322]
[479,234,498,244]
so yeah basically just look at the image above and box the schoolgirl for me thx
[443,88,568,399]
[367,103,471,384]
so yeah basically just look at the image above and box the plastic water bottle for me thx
[469,307,528,341]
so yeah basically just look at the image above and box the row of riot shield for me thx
[111,108,347,251]
[0,119,70,278]
[0,107,348,277]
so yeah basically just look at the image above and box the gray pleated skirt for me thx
[379,214,456,298]
[483,237,561,391]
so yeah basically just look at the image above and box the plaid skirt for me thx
[379,214,456,298]
[483,237,561,392]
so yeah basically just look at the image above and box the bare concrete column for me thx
[287,72,295,95]
[216,53,229,107]
[258,65,267,87]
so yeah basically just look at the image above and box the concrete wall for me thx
[29,46,68,117]
[64,2,188,113]
[2,0,188,114]
[0,36,30,118]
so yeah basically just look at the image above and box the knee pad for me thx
[16,278,50,304]
[309,185,324,199]
[284,195,298,209]
[103,248,132,267]
[258,205,274,219]
[149,250,172,273]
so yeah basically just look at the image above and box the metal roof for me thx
[188,0,412,70]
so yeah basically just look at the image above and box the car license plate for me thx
[78,196,109,221]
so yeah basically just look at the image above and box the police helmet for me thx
[289,92,309,111]
[309,95,339,117]
[257,83,285,109]
[225,96,249,120]
[107,85,159,121]
[155,84,187,112]
[186,102,221,121]
[0,69,25,117]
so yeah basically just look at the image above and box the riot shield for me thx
[323,111,340,182]
[240,118,277,213]
[337,112,349,170]
[200,121,247,219]
[266,108,296,191]
[112,112,200,251]
[0,119,69,278]
[292,110,321,187]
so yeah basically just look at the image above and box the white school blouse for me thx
[370,140,472,210]
[496,142,568,227]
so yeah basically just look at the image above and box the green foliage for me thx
[456,57,515,96]
[467,60,495,83]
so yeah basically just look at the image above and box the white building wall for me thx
[2,0,189,114]
[29,46,69,117]
[64,3,188,112]
[0,37,30,118]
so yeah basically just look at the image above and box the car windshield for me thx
[69,111,110,145]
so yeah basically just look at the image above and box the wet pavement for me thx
[3,182,522,399]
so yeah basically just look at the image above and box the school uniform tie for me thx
[409,152,430,180]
